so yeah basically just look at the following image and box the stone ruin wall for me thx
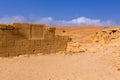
[85,28,120,43]
[0,23,70,57]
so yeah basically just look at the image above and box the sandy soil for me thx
[55,26,104,42]
[0,26,120,80]
[0,42,120,80]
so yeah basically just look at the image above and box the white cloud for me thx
[70,17,101,25]
[34,16,115,26]
[0,16,114,26]
[0,16,26,24]
[34,17,53,24]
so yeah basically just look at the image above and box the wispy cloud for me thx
[0,16,115,26]
[0,16,26,24]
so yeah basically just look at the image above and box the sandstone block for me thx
[31,24,45,40]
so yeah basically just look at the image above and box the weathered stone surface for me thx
[0,23,70,57]
[31,24,45,40]
[66,41,86,53]
[86,29,120,43]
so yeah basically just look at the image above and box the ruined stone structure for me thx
[0,23,70,57]
[86,28,120,43]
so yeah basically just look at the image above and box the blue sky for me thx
[0,0,120,26]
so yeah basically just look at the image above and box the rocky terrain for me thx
[0,26,120,80]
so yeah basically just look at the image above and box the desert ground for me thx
[0,26,120,80]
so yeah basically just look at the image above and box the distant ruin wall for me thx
[86,29,120,43]
[0,23,70,57]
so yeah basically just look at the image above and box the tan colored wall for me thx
[0,24,7,29]
[44,27,56,40]
[11,23,46,40]
[31,24,45,40]
[0,23,70,57]
[0,37,69,57]
[11,23,31,39]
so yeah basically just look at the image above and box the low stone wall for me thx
[0,37,69,57]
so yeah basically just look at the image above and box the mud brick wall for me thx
[31,24,45,40]
[11,23,31,39]
[0,23,70,57]
[0,38,69,57]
